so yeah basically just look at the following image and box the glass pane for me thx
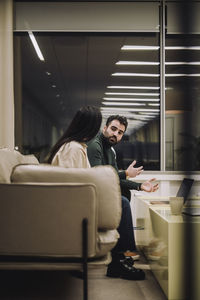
[110,33,160,170]
[14,32,160,169]
[165,34,200,171]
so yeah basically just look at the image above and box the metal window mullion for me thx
[160,0,166,171]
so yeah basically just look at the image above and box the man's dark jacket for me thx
[87,133,141,196]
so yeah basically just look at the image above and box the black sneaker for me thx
[106,257,145,280]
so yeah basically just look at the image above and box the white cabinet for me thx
[133,196,200,300]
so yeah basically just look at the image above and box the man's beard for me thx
[104,135,117,146]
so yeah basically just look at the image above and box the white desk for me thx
[133,196,170,248]
[149,208,185,300]
[133,196,200,300]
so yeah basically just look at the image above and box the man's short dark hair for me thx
[106,115,128,131]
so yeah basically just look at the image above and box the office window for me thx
[112,33,160,170]
[165,34,200,171]
[14,32,160,167]
[165,1,200,171]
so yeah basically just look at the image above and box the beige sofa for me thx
[0,148,121,299]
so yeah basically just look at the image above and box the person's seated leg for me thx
[106,196,145,280]
[121,186,131,201]
[116,196,140,260]
[106,251,145,280]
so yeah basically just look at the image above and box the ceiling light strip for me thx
[106,86,174,90]
[102,102,146,106]
[101,107,159,112]
[121,45,200,51]
[116,61,200,65]
[112,73,160,77]
[103,97,160,102]
[166,62,200,65]
[28,31,44,61]
[107,86,160,90]
[121,45,159,50]
[165,73,200,77]
[148,103,160,106]
[165,46,200,50]
[112,73,200,77]
[116,61,159,65]
[105,92,160,96]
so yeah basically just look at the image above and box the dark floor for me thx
[0,258,167,300]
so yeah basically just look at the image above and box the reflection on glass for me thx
[165,34,200,171]
[14,33,160,168]
[110,34,160,170]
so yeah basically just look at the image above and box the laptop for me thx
[150,178,194,205]
[176,178,194,203]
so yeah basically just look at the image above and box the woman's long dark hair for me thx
[48,106,102,163]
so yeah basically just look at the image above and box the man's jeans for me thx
[112,195,136,255]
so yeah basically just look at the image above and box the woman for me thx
[48,105,102,167]
[48,105,143,276]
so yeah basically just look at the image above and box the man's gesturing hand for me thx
[126,160,143,178]
[141,178,159,193]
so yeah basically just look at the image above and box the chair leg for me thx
[82,218,88,300]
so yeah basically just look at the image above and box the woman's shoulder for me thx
[62,141,85,151]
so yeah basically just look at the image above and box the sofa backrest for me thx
[0,182,98,258]
[11,164,122,230]
[0,148,39,183]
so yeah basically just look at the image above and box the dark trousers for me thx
[112,196,136,257]
[121,187,131,201]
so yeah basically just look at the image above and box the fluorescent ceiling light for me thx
[121,45,159,50]
[101,107,159,112]
[107,86,160,90]
[112,72,160,77]
[107,86,173,90]
[165,46,200,50]
[102,102,146,106]
[122,45,200,51]
[28,31,44,61]
[148,103,160,106]
[112,73,200,78]
[166,73,200,77]
[189,74,200,76]
[102,112,158,119]
[103,97,160,102]
[117,61,200,66]
[116,61,159,65]
[105,92,160,96]
[166,62,200,65]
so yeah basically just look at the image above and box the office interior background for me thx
[0,1,200,300]
[0,0,196,174]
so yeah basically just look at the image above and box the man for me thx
[87,115,158,280]
[87,115,158,195]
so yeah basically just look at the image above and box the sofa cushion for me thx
[0,148,39,183]
[96,229,119,257]
[11,164,122,230]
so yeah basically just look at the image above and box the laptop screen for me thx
[176,178,194,203]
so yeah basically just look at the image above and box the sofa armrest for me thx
[11,164,122,230]
[0,183,97,258]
